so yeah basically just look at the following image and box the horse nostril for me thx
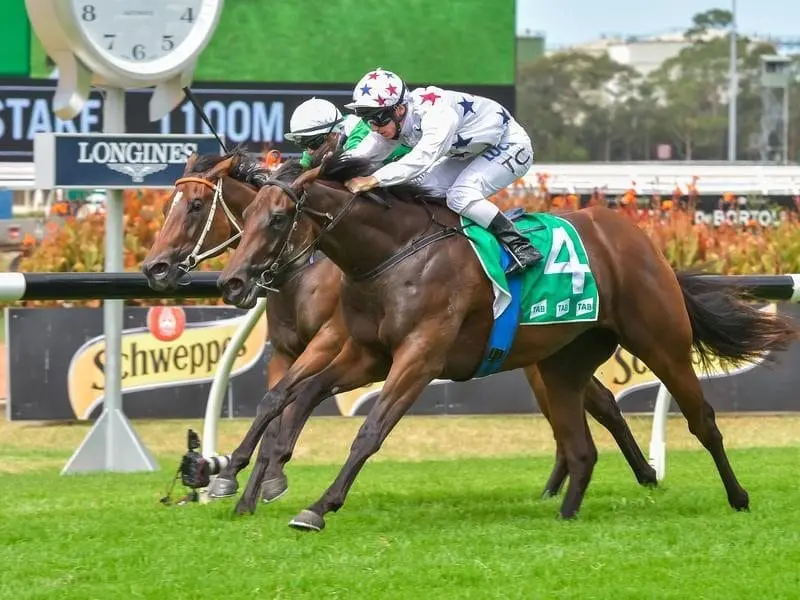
[145,261,170,279]
[223,277,245,295]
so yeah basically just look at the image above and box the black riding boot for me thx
[487,212,543,275]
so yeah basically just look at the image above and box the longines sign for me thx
[33,133,222,189]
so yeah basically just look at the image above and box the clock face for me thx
[69,0,204,65]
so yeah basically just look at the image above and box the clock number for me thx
[132,44,146,60]
[162,35,175,51]
[81,5,96,21]
[103,34,116,50]
[180,7,194,23]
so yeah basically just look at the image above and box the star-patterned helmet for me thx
[344,68,407,113]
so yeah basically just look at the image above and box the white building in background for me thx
[548,28,777,78]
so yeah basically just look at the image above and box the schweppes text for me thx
[67,312,267,419]
[90,337,246,390]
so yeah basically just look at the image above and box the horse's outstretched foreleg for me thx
[234,338,384,515]
[206,324,346,501]
[288,336,446,532]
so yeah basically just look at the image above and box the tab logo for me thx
[576,298,594,316]
[556,299,570,318]
[529,299,547,319]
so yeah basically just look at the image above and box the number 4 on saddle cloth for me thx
[460,207,601,378]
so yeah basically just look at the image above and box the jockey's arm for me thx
[371,106,460,187]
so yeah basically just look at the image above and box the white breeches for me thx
[419,118,534,227]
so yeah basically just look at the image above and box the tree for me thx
[514,7,788,162]
[516,51,635,161]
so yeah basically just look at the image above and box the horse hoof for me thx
[638,468,659,488]
[540,488,559,500]
[233,500,256,517]
[731,490,750,512]
[206,476,238,499]
[261,475,289,504]
[288,509,325,532]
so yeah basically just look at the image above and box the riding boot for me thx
[487,211,543,276]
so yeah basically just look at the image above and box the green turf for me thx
[1,447,798,599]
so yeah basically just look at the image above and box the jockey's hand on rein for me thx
[345,176,379,194]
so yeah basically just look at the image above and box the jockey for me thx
[285,97,410,167]
[342,68,542,275]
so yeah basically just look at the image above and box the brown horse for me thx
[140,147,657,503]
[217,150,797,531]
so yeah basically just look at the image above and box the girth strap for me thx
[349,227,462,283]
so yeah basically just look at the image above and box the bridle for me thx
[170,176,244,273]
[253,178,358,292]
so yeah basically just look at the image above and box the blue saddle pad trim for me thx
[473,209,525,378]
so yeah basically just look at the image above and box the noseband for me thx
[171,176,244,273]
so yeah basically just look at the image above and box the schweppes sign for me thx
[330,304,777,414]
[66,306,267,419]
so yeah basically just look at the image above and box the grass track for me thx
[1,415,799,599]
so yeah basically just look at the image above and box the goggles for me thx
[353,106,396,127]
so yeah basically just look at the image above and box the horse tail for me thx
[676,271,798,371]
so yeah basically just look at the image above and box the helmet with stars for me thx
[344,68,407,122]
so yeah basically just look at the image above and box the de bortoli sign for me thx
[33,133,223,189]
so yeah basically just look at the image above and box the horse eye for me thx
[189,198,203,213]
[269,213,288,228]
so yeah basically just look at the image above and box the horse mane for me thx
[189,144,272,188]
[270,156,307,184]
[318,149,445,204]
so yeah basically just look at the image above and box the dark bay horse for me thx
[217,150,797,531]
[140,147,657,504]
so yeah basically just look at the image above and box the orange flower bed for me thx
[8,174,800,308]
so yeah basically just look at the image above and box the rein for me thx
[258,180,464,286]
[171,176,244,273]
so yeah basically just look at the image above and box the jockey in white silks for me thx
[285,97,410,168]
[342,68,542,275]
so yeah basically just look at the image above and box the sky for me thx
[517,0,800,49]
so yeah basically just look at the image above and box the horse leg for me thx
[260,394,321,503]
[583,376,658,487]
[245,350,295,500]
[618,331,749,510]
[527,368,655,497]
[289,339,445,532]
[523,364,569,498]
[205,350,294,501]
[233,338,383,515]
[207,326,346,499]
[536,329,619,519]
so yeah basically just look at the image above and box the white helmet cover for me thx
[285,97,344,143]
[344,68,407,111]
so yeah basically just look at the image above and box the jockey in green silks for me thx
[284,97,410,167]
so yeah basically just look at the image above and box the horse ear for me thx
[291,165,322,195]
[184,152,199,174]
[206,155,236,179]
